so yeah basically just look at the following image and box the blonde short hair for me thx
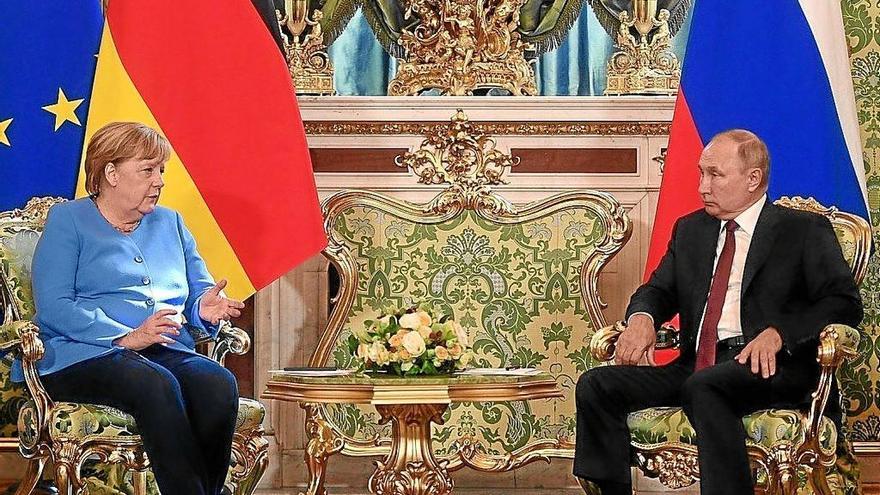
[710,129,770,187]
[84,122,171,196]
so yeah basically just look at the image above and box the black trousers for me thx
[42,346,239,495]
[574,344,819,495]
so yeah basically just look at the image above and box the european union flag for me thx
[0,2,103,210]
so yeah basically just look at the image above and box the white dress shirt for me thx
[629,194,767,347]
[697,194,767,343]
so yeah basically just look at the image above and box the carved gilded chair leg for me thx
[53,459,74,495]
[14,457,46,495]
[131,469,148,495]
[228,427,270,495]
[806,466,833,495]
[300,403,343,495]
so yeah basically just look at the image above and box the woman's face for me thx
[107,157,165,215]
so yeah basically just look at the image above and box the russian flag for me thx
[647,0,870,279]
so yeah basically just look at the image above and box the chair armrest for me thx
[197,321,251,366]
[9,320,53,449]
[590,321,681,362]
[0,320,32,351]
[805,324,860,436]
[590,321,626,361]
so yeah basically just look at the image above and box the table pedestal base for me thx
[368,403,453,495]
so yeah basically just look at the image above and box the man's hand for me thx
[615,314,657,366]
[735,327,783,378]
[115,309,181,350]
[199,279,245,325]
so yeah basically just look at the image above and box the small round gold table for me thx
[262,371,563,495]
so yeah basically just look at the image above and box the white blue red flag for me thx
[647,0,870,277]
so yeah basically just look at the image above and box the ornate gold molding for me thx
[277,0,335,95]
[395,110,518,214]
[388,0,536,95]
[605,1,681,95]
[304,121,670,136]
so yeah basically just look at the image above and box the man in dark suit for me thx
[573,129,863,495]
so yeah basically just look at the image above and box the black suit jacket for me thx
[627,202,863,363]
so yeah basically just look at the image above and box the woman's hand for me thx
[115,309,182,350]
[198,279,245,325]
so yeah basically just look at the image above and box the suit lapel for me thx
[692,213,721,320]
[741,202,780,295]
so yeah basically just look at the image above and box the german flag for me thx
[79,0,326,300]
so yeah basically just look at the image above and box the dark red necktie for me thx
[695,220,738,371]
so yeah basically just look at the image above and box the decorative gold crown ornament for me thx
[277,0,335,95]
[387,0,537,96]
[590,0,690,95]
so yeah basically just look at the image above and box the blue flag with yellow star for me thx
[0,2,103,210]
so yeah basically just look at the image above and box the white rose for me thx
[453,321,469,347]
[367,341,385,362]
[399,312,422,330]
[401,362,414,372]
[375,346,390,365]
[401,331,427,357]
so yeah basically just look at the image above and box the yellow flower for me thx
[418,325,432,339]
[434,346,450,361]
[399,349,412,361]
[375,346,390,366]
[388,330,406,348]
[416,310,432,327]
[449,343,463,359]
[357,343,370,359]
[401,331,427,357]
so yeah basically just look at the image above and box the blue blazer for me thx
[13,198,219,380]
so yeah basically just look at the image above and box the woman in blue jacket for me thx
[18,122,245,495]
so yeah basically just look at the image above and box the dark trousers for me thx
[574,345,818,495]
[42,346,239,495]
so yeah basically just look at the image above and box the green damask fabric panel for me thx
[326,205,607,453]
[0,228,39,320]
[843,0,880,444]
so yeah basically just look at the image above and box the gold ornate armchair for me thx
[298,110,631,494]
[0,197,269,495]
[589,196,871,495]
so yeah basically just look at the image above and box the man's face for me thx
[698,139,761,220]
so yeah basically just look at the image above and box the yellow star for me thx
[0,118,11,147]
[42,88,84,131]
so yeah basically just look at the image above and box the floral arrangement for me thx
[347,304,473,376]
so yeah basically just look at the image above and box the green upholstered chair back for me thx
[0,197,64,438]
[773,196,872,440]
[311,112,631,465]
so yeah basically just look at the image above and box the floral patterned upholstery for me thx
[627,407,836,454]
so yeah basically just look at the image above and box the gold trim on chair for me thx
[304,110,632,489]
